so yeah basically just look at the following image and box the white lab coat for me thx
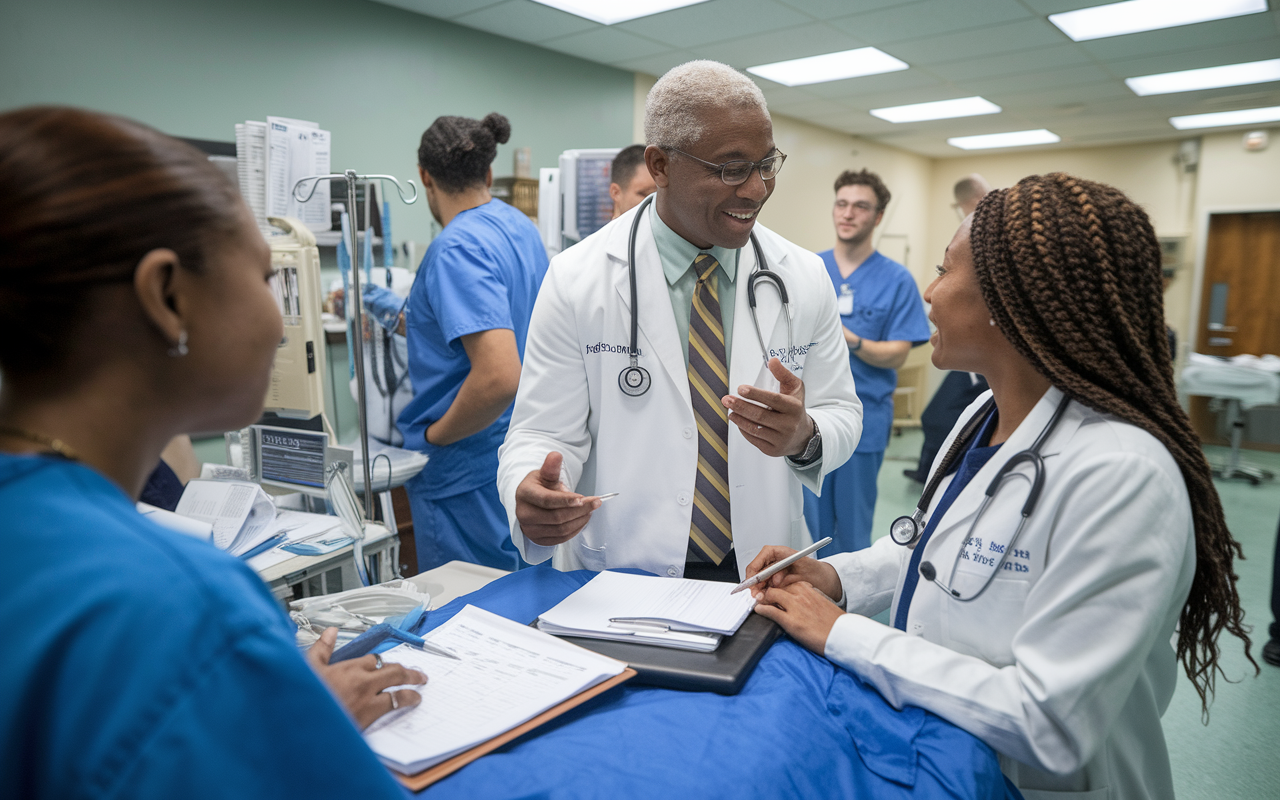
[497,203,862,579]
[822,386,1195,800]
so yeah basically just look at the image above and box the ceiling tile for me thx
[695,23,865,69]
[773,0,912,21]
[982,81,1134,111]
[765,97,857,117]
[1079,14,1278,62]
[831,0,1032,45]
[541,27,671,63]
[1018,0,1110,12]
[839,85,981,112]
[1103,38,1280,80]
[925,44,1093,82]
[367,0,506,20]
[883,19,1070,66]
[959,64,1115,97]
[614,0,812,49]
[452,0,599,44]
[614,49,703,77]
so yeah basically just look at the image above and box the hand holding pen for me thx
[514,451,618,547]
[742,541,843,602]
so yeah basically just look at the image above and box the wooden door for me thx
[1190,211,1280,447]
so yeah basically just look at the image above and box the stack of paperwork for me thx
[537,571,757,652]
[235,116,332,234]
[174,479,277,557]
[365,605,627,775]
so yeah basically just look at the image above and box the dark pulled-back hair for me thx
[834,168,890,210]
[417,113,511,194]
[0,106,244,379]
[970,172,1254,712]
[610,144,647,188]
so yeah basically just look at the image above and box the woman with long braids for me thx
[747,173,1253,800]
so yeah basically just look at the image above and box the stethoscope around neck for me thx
[889,393,1072,602]
[618,195,794,397]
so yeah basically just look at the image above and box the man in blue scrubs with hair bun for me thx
[804,168,930,557]
[400,112,549,572]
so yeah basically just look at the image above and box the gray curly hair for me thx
[644,61,769,150]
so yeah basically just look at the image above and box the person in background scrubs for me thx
[608,144,656,219]
[399,112,549,572]
[0,106,421,799]
[804,169,930,556]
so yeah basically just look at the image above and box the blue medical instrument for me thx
[620,195,794,397]
[889,394,1072,602]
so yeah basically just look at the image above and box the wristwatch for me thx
[787,417,823,467]
[850,334,864,351]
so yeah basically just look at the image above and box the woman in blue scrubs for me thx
[399,113,548,573]
[0,107,422,799]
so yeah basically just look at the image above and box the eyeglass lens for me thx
[721,155,784,185]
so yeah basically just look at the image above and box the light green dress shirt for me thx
[648,202,740,368]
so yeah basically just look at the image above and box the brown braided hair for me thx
[969,172,1255,713]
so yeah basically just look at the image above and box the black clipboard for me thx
[542,613,781,695]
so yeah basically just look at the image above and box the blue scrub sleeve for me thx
[111,621,408,800]
[426,243,516,345]
[883,279,931,345]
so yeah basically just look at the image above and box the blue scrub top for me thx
[1,453,407,800]
[818,250,930,453]
[398,199,549,500]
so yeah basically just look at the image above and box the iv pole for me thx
[291,170,418,522]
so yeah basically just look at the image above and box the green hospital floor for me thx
[877,428,1280,798]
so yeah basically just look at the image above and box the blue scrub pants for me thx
[407,480,527,573]
[804,450,885,558]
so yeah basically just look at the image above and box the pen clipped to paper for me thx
[730,537,832,594]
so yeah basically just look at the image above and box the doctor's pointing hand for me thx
[517,357,815,547]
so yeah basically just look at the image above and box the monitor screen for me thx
[258,427,328,488]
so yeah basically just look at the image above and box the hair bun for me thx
[481,113,511,145]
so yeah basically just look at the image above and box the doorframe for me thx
[1188,203,1280,355]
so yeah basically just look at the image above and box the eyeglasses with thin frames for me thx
[667,148,787,186]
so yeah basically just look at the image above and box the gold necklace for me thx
[0,426,81,461]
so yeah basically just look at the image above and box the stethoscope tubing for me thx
[621,195,793,397]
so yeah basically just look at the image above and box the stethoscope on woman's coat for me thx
[618,195,795,397]
[889,393,1073,602]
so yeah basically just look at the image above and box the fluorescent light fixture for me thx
[1126,58,1280,96]
[948,129,1061,150]
[871,97,1001,123]
[746,48,909,87]
[529,0,708,25]
[1170,105,1280,130]
[1050,0,1268,42]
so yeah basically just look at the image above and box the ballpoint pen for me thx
[596,492,619,502]
[730,537,833,594]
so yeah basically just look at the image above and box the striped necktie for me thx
[687,254,732,565]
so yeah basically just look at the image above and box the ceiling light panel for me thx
[871,96,1001,123]
[1049,0,1268,43]
[947,129,1061,150]
[1169,105,1280,130]
[1126,58,1280,96]
[746,47,909,87]
[529,0,708,25]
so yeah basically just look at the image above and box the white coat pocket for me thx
[942,577,1029,666]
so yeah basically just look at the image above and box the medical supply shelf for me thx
[257,521,399,603]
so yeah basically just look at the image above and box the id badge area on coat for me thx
[942,533,1033,665]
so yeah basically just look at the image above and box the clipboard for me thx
[394,668,637,791]
[549,613,781,695]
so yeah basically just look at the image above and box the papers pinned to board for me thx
[364,605,629,777]
[236,116,332,235]
[537,571,757,652]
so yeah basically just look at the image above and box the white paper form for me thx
[173,479,276,555]
[265,116,331,233]
[364,605,627,775]
[539,571,756,636]
[234,121,268,231]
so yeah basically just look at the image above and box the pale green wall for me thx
[1,0,635,246]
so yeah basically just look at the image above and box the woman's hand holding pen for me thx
[515,451,604,546]
[305,628,428,730]
[746,545,846,656]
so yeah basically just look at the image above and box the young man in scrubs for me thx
[609,144,656,220]
[805,169,930,556]
[399,113,549,572]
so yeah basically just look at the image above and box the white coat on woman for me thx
[823,385,1195,800]
[497,203,862,579]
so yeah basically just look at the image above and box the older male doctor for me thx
[497,61,862,581]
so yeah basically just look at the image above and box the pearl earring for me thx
[168,330,189,357]
[989,318,996,326]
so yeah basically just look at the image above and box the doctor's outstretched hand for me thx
[723,358,814,459]
[515,451,603,546]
